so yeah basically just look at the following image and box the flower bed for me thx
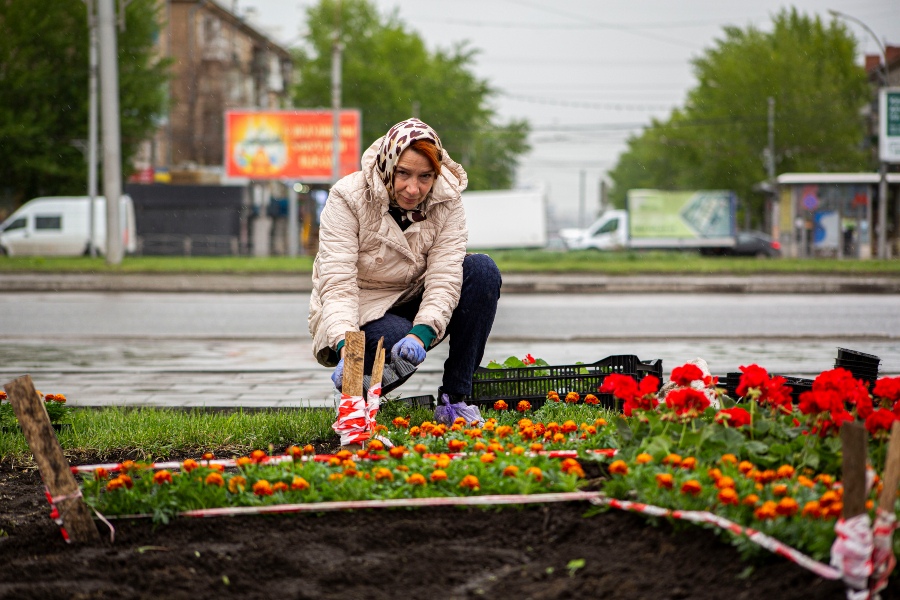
[0,390,72,431]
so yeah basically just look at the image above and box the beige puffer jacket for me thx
[308,137,469,367]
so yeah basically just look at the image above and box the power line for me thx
[501,93,674,111]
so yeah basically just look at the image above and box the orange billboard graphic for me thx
[225,110,362,181]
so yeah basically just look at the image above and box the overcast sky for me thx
[237,0,900,227]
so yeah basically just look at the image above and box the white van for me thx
[0,195,136,256]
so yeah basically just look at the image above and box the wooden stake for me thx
[877,421,900,512]
[370,337,385,389]
[341,332,366,451]
[841,421,868,519]
[4,375,100,544]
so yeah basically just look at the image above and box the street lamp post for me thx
[829,9,889,259]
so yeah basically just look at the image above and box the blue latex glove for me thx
[331,358,344,389]
[391,337,426,366]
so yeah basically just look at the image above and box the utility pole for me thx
[331,0,343,184]
[766,97,777,241]
[578,169,586,228]
[98,0,123,265]
[86,0,99,258]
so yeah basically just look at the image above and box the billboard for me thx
[626,189,736,239]
[880,88,900,163]
[224,110,362,181]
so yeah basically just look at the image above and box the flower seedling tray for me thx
[471,355,662,409]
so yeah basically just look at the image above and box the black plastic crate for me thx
[836,348,881,367]
[397,394,436,409]
[471,355,662,410]
[720,372,812,403]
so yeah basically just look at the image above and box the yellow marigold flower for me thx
[328,473,344,482]
[561,420,578,434]
[742,494,760,506]
[776,465,795,479]
[530,443,544,452]
[182,459,199,473]
[93,467,109,480]
[680,479,702,496]
[524,467,543,482]
[720,454,738,466]
[374,468,394,482]
[718,487,739,505]
[635,453,653,464]
[228,476,246,493]
[367,439,385,452]
[250,449,268,463]
[154,470,173,485]
[802,500,821,518]
[503,465,519,477]
[205,472,224,487]
[754,501,778,520]
[595,418,607,427]
[389,446,407,459]
[715,476,735,489]
[406,473,426,486]
[516,400,531,412]
[413,443,428,454]
[609,460,629,476]
[252,480,273,496]
[776,497,798,516]
[480,453,496,464]
[273,481,289,493]
[738,460,754,475]
[797,475,815,488]
[680,457,697,470]
[663,454,683,467]
[772,484,789,496]
[303,444,316,455]
[565,391,580,404]
[291,477,310,491]
[392,416,410,429]
[511,446,525,455]
[473,442,487,452]
[552,433,566,443]
[435,454,452,469]
[430,470,448,482]
[493,400,508,411]
[656,473,674,489]
[448,439,468,452]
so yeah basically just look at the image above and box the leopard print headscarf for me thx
[374,118,443,202]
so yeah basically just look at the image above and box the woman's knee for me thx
[463,253,502,292]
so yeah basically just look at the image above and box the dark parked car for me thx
[729,231,782,257]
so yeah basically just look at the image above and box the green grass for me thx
[0,407,336,463]
[1,251,899,275]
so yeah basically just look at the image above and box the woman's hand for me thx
[391,335,426,365]
[331,358,344,389]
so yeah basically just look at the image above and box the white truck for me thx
[0,195,137,256]
[561,189,737,252]
[461,187,547,249]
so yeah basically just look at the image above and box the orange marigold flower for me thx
[663,454,683,467]
[106,477,127,491]
[118,474,134,489]
[153,470,173,485]
[413,443,427,454]
[93,467,109,480]
[524,467,543,481]
[389,446,407,459]
[742,494,760,507]
[656,473,674,489]
[561,420,578,434]
[250,449,268,463]
[516,400,532,412]
[493,400,508,411]
[802,500,821,518]
[430,424,448,437]
[374,468,394,482]
[291,477,310,491]
[269,481,287,493]
[595,418,607,427]
[480,453,495,464]
[757,469,777,484]
[552,433,566,443]
[776,465,795,479]
[335,449,353,460]
[303,444,316,455]
[772,484,789,496]
[182,459,199,473]
[343,466,360,478]
[434,454,452,469]
[546,422,560,434]
[797,475,815,488]
[286,446,302,459]
[754,501,778,520]
[718,487,739,505]
[560,458,584,476]
[776,497,799,516]
[819,491,840,507]
[430,469,448,482]
[392,416,410,429]
[450,423,464,432]
[866,499,875,511]
[328,473,344,482]
[205,472,224,487]
[815,474,835,487]
[408,426,421,437]
[715,476,735,490]
[120,460,137,473]
[738,460,754,475]
[483,421,496,432]
[707,468,722,481]
[471,442,486,452]
[328,457,341,467]
[406,473,426,486]
[635,453,653,464]
[547,391,560,402]
[236,457,253,469]
[367,440,385,452]
[448,439,468,452]
[720,454,738,466]
[465,428,483,439]
[202,452,215,460]
[252,480,273,496]
[584,394,599,405]
[396,465,409,472]
[496,425,513,439]
[565,391,580,404]
[680,479,702,496]
[503,465,519,477]
[511,446,525,455]
[530,443,544,452]
[488,442,505,454]
[210,463,225,472]
[0,391,6,400]
[228,476,247,493]
[609,460,629,476]
[680,457,697,470]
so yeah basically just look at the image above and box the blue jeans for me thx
[360,253,501,396]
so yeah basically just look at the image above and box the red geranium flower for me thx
[522,353,536,365]
[736,364,770,398]
[873,377,900,405]
[865,409,897,439]
[664,387,710,418]
[599,373,639,403]
[714,407,751,428]
[670,364,704,387]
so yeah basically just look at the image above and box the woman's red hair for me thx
[408,140,442,175]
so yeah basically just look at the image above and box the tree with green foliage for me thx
[607,9,870,226]
[0,0,169,210]
[292,0,529,190]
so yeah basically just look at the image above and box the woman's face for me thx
[392,148,435,210]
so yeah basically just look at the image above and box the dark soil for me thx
[0,450,888,600]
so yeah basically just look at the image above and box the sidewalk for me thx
[2,271,900,293]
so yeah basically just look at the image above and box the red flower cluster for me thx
[736,364,792,412]
[664,387,710,418]
[670,364,704,387]
[599,374,660,416]
[874,377,900,407]
[714,406,751,428]
[522,353,536,365]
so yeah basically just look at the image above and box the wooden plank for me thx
[841,422,868,519]
[370,337,385,389]
[877,420,900,512]
[4,375,100,544]
[342,331,365,398]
